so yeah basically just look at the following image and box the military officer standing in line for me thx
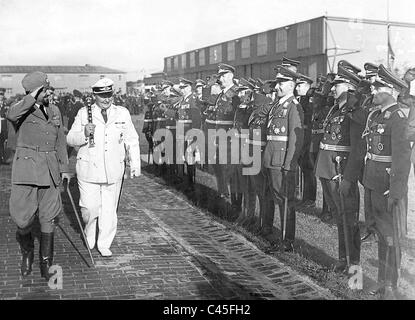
[176,78,202,189]
[263,66,304,251]
[309,74,335,221]
[7,71,71,279]
[67,78,141,257]
[362,65,411,298]
[295,74,316,208]
[206,64,241,212]
[315,63,364,272]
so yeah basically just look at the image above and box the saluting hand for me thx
[84,123,96,138]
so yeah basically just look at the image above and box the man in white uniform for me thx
[67,78,141,257]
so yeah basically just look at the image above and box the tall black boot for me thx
[39,232,54,280]
[16,231,34,277]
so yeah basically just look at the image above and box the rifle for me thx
[334,156,351,267]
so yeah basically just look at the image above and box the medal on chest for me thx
[377,124,385,134]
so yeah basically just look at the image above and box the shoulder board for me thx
[292,98,299,105]
[397,109,407,118]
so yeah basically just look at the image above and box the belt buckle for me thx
[367,152,372,160]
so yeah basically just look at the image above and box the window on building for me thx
[297,22,311,49]
[1,75,12,81]
[241,37,250,59]
[174,56,179,70]
[6,88,12,95]
[308,62,317,82]
[227,41,235,61]
[209,45,222,64]
[276,29,288,53]
[257,33,268,56]
[181,53,187,69]
[189,52,195,68]
[100,75,105,79]
[199,49,206,66]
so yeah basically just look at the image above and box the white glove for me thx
[130,167,141,178]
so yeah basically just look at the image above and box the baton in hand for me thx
[64,177,95,267]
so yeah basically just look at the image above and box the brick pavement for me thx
[0,163,334,300]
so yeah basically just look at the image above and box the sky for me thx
[0,0,414,80]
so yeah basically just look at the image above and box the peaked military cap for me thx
[22,71,50,93]
[73,89,82,98]
[161,80,174,90]
[338,60,361,74]
[296,74,313,85]
[195,79,206,88]
[217,63,235,75]
[373,64,408,92]
[281,57,300,69]
[178,78,193,88]
[364,62,379,78]
[332,66,361,87]
[239,78,256,91]
[274,65,300,82]
[92,77,114,94]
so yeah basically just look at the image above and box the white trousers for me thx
[78,179,123,251]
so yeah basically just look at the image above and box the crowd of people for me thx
[142,58,415,299]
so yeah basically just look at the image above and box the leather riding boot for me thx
[16,231,34,277]
[39,232,54,280]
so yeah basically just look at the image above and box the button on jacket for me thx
[7,95,69,186]
[66,104,140,184]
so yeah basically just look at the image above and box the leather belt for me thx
[366,152,392,162]
[153,118,166,122]
[143,119,153,122]
[319,142,351,152]
[17,145,56,152]
[246,139,266,146]
[205,119,234,125]
[266,135,288,142]
[165,126,176,129]
[312,129,324,134]
[177,120,192,123]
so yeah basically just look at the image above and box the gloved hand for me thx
[339,179,352,197]
[130,167,141,178]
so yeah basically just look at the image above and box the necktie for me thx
[101,108,108,123]
[39,105,48,120]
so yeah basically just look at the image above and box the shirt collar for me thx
[278,93,294,105]
[381,102,397,113]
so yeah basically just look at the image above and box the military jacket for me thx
[315,92,365,181]
[206,85,240,130]
[176,93,201,130]
[298,91,313,156]
[362,103,411,199]
[263,95,304,171]
[310,94,332,153]
[7,95,69,186]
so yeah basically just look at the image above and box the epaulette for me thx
[292,98,299,105]
[397,109,408,118]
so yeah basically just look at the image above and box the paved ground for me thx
[0,162,333,300]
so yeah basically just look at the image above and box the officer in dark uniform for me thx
[309,74,335,220]
[244,79,275,233]
[315,63,364,272]
[361,65,411,298]
[7,72,71,279]
[142,93,155,163]
[176,78,202,189]
[263,66,304,251]
[296,74,316,207]
[206,64,241,212]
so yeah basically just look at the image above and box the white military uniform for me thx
[67,103,141,252]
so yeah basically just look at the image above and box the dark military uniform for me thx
[176,91,201,187]
[362,65,411,294]
[315,89,363,266]
[263,91,304,247]
[297,89,315,203]
[142,99,154,160]
[0,91,8,163]
[206,84,241,198]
